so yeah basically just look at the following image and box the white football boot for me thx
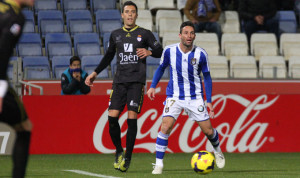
[214,151,225,168]
[152,163,163,174]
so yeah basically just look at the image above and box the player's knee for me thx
[160,124,172,135]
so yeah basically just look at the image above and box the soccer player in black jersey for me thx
[85,1,163,172]
[0,0,34,177]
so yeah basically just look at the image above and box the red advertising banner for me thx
[23,94,300,154]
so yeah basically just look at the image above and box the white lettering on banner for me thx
[93,95,279,153]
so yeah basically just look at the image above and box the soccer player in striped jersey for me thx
[147,21,225,174]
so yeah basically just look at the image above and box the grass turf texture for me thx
[0,153,300,178]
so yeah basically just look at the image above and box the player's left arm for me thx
[137,30,163,59]
[200,51,214,118]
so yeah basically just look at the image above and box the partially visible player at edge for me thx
[85,1,163,172]
[0,0,34,177]
[147,21,225,174]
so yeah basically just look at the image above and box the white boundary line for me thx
[63,170,121,178]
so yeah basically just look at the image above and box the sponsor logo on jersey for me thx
[124,43,133,52]
[126,33,131,37]
[137,35,142,42]
[10,24,21,36]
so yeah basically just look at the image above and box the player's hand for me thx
[207,102,215,119]
[147,88,156,100]
[73,72,81,81]
[137,48,151,59]
[85,72,97,86]
[0,97,3,113]
[254,15,264,25]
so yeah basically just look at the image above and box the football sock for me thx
[125,119,137,161]
[108,116,123,153]
[12,131,31,178]
[207,128,221,153]
[155,131,169,166]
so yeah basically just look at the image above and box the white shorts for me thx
[162,97,210,122]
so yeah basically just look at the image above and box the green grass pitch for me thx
[0,153,300,177]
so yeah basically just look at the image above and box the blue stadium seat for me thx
[52,56,71,78]
[74,33,101,57]
[62,0,87,13]
[152,32,160,43]
[17,33,42,57]
[82,55,109,78]
[22,10,35,33]
[45,33,72,58]
[90,0,116,12]
[103,32,111,52]
[34,0,57,14]
[66,10,93,36]
[95,9,122,37]
[38,10,64,37]
[7,57,18,80]
[146,56,169,79]
[276,11,297,33]
[22,56,51,79]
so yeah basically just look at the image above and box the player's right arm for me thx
[147,48,170,100]
[85,33,116,86]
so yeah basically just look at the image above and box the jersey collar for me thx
[4,0,21,14]
[122,25,139,32]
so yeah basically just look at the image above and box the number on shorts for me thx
[0,132,10,154]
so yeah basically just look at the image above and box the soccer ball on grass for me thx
[191,151,215,174]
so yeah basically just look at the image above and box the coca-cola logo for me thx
[93,94,279,153]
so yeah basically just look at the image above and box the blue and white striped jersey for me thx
[151,43,212,101]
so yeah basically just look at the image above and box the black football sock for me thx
[108,116,123,153]
[125,119,137,160]
[12,131,31,178]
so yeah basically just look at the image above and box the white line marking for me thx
[63,170,121,178]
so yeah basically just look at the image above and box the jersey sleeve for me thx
[150,48,170,88]
[145,30,163,58]
[94,32,116,74]
[199,49,212,103]
[199,50,210,73]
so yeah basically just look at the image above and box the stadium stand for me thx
[195,33,219,56]
[7,57,18,80]
[146,56,169,79]
[51,56,71,79]
[230,56,257,78]
[222,11,240,33]
[82,55,109,78]
[91,0,116,12]
[95,9,122,37]
[259,56,286,78]
[34,0,57,14]
[120,0,146,10]
[45,33,72,58]
[103,32,111,53]
[251,33,278,60]
[22,10,35,33]
[62,0,87,13]
[208,56,229,78]
[17,33,42,57]
[221,33,248,58]
[280,33,300,60]
[148,0,175,10]
[38,10,64,37]
[156,10,182,37]
[66,10,93,37]
[136,10,153,31]
[23,56,51,79]
[162,32,180,47]
[289,56,300,78]
[74,33,101,57]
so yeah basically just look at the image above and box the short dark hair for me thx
[180,21,195,34]
[70,56,81,65]
[122,1,138,13]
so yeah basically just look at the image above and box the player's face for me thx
[122,5,138,28]
[179,26,195,48]
[18,0,35,7]
[70,61,81,69]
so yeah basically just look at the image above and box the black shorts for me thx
[0,87,28,127]
[109,82,144,113]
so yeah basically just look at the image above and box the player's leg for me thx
[108,84,127,169]
[0,88,32,178]
[152,116,175,174]
[152,98,181,174]
[119,83,144,172]
[197,120,225,168]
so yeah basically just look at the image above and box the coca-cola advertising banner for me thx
[23,94,300,154]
